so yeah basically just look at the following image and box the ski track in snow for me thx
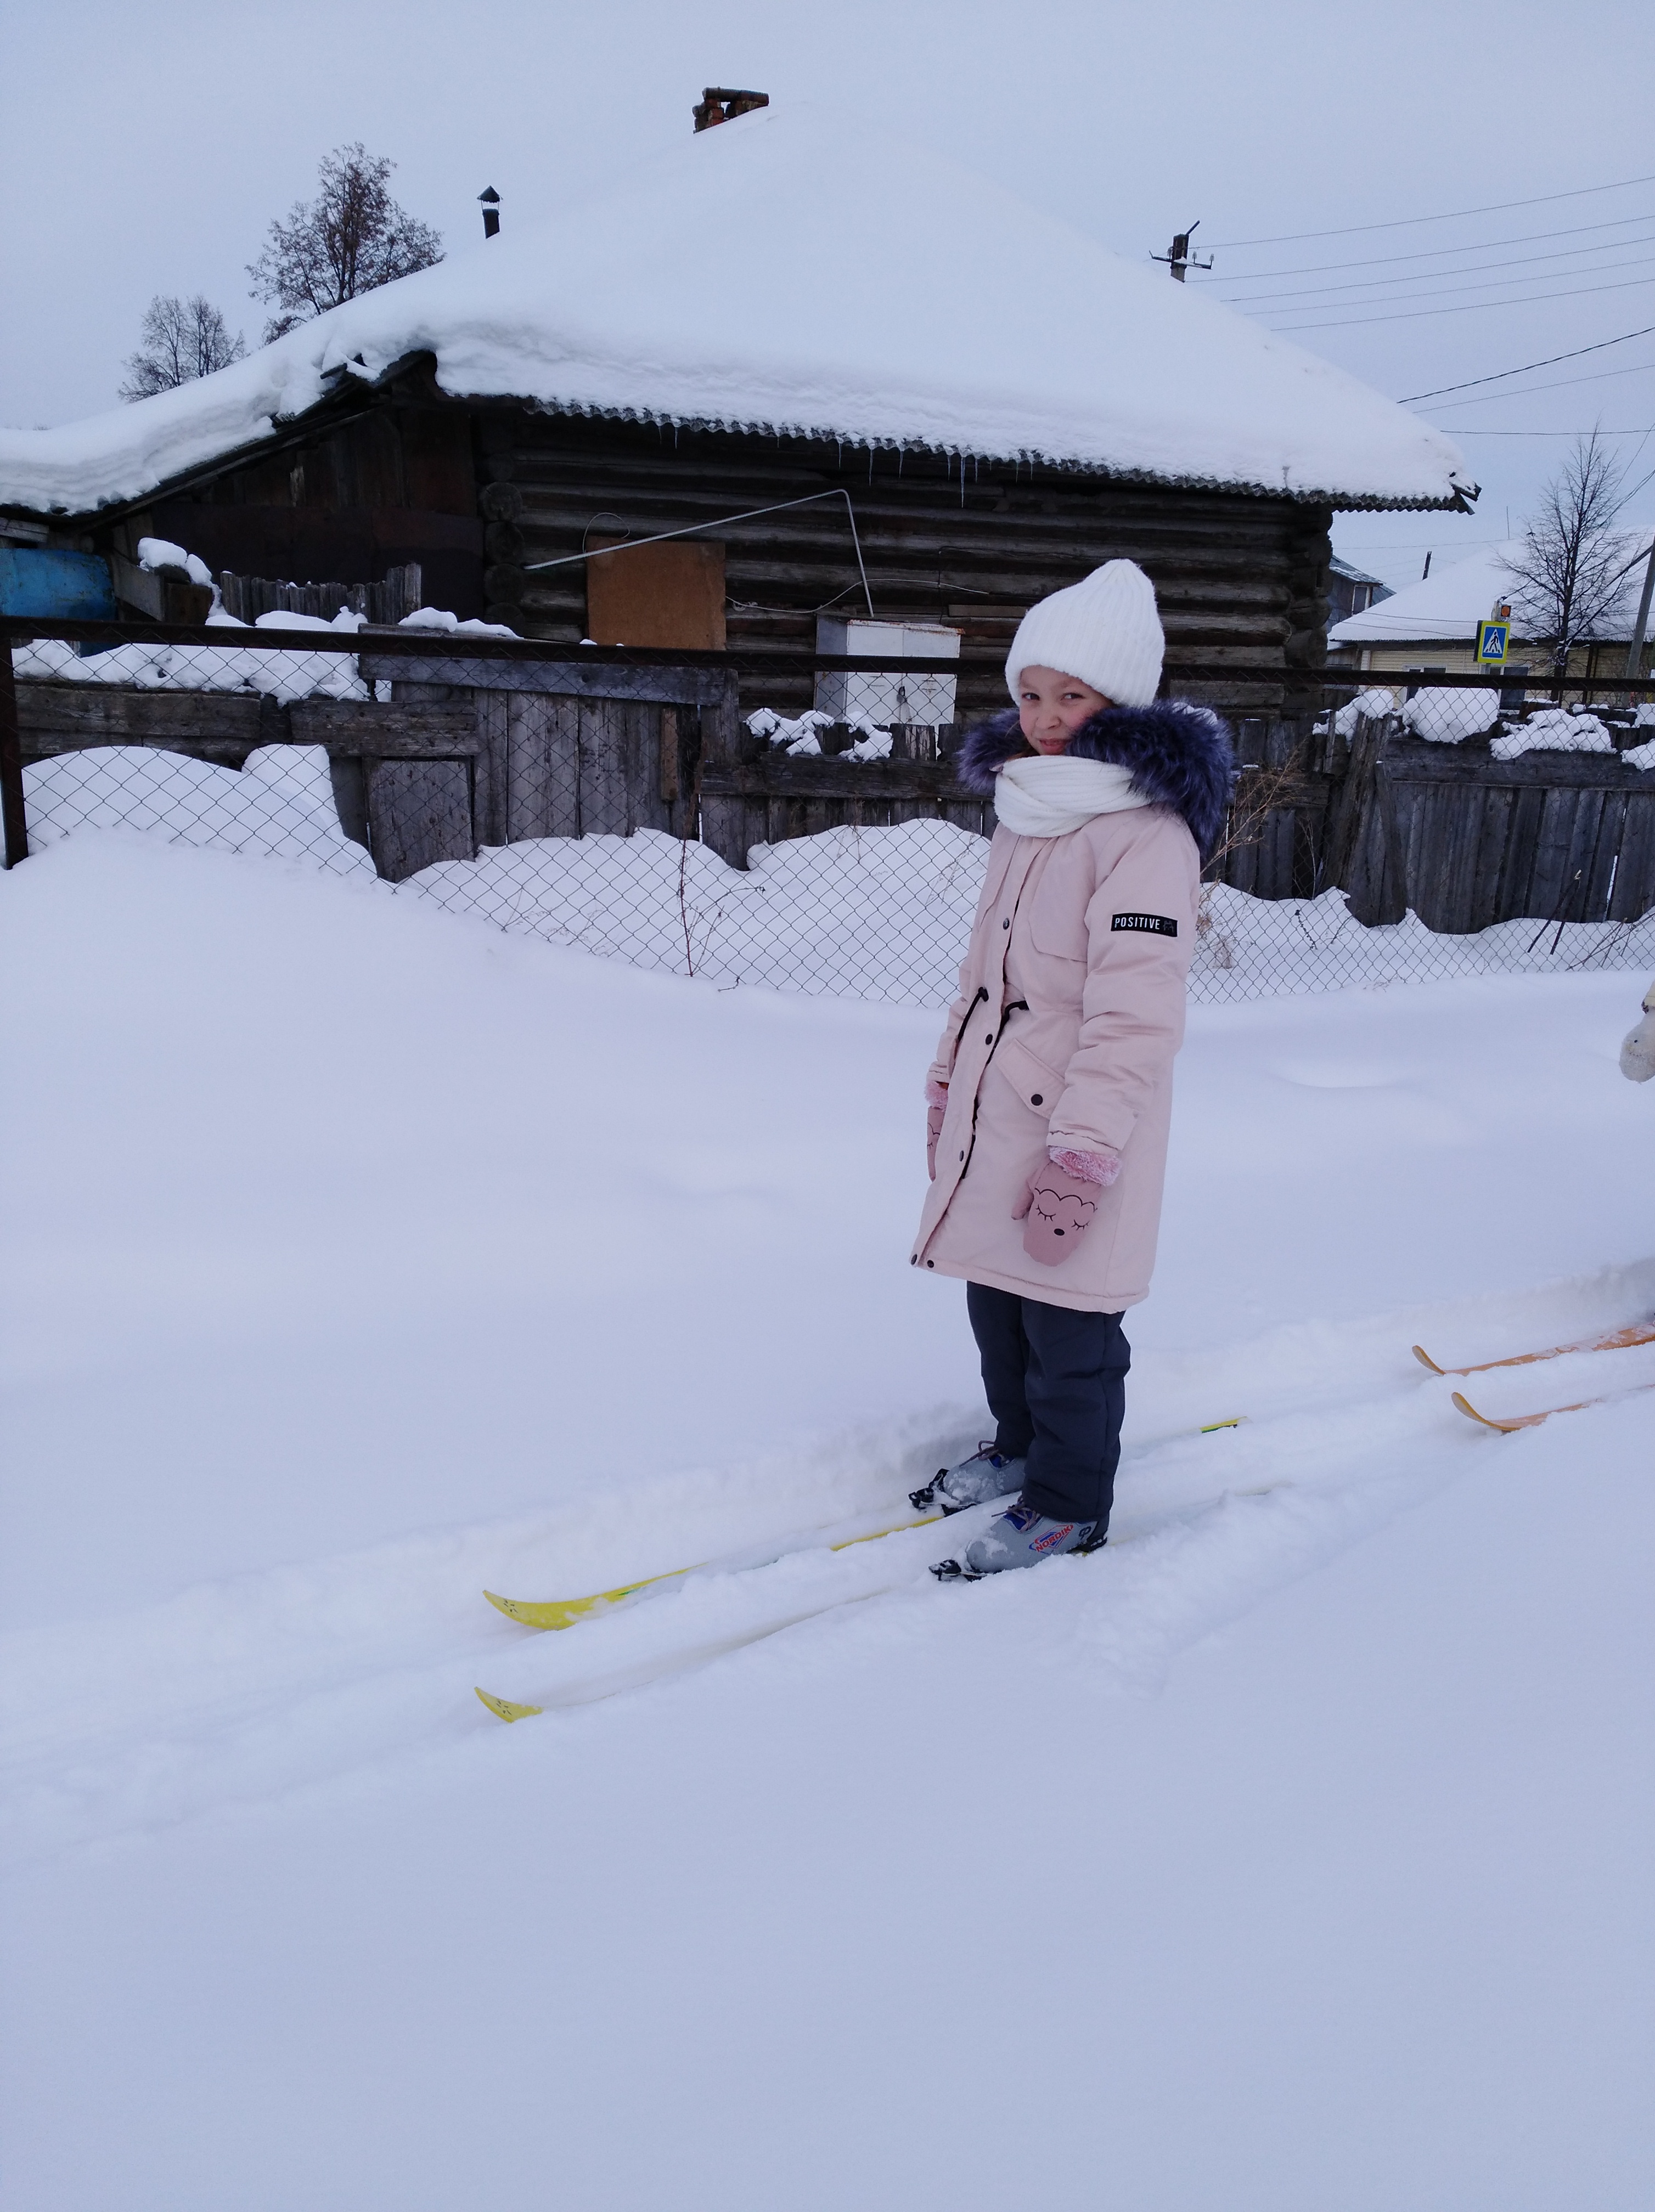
[7,1261,1653,1874]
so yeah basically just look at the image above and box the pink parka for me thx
[911,798,1202,1315]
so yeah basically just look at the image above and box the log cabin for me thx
[1,99,1472,719]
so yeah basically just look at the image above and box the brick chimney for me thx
[693,87,769,132]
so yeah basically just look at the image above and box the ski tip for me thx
[485,1589,587,1632]
[475,1686,544,1723]
[1412,1345,1446,1374]
[1451,1390,1511,1432]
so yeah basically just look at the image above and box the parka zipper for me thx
[956,998,1029,1184]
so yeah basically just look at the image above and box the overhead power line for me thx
[1271,269,1655,333]
[1214,233,1655,309]
[1425,358,1655,411]
[1398,323,1655,401]
[1211,170,1655,250]
[1204,210,1655,285]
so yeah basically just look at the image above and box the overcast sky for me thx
[4,0,1653,591]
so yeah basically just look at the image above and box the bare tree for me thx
[120,295,247,400]
[1504,432,1634,676]
[247,143,443,341]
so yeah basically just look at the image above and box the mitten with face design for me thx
[1013,1148,1119,1266]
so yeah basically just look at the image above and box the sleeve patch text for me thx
[1111,911,1178,937]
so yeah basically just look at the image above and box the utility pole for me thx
[1625,536,1655,678]
[1151,221,1214,283]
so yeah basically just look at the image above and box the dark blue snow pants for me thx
[965,1283,1130,1531]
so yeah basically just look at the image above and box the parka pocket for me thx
[1026,860,1092,963]
[990,1033,1067,1119]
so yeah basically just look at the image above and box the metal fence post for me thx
[0,632,28,866]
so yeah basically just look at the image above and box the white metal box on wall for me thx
[814,618,961,726]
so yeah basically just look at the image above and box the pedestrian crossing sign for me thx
[1474,619,1511,667]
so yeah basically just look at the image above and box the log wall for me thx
[468,408,1333,716]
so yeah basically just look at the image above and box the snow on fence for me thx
[5,618,1655,1006]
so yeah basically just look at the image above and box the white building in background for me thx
[1330,537,1652,676]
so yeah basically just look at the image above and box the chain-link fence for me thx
[6,617,1655,1008]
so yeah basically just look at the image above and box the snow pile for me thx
[10,594,516,699]
[13,630,369,703]
[1491,707,1617,761]
[136,536,212,586]
[0,108,1467,518]
[23,744,376,876]
[1623,735,1655,772]
[1,831,1652,2209]
[403,818,982,1001]
[398,606,521,639]
[1404,685,1499,742]
[1191,879,1655,1000]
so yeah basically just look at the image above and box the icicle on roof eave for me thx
[3,370,1471,528]
[498,392,1472,511]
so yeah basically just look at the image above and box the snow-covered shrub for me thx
[136,536,212,586]
[1331,687,1398,737]
[1404,687,1499,743]
[744,707,893,759]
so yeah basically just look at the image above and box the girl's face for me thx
[1016,666,1112,753]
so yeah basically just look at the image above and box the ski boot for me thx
[931,1497,1104,1581]
[910,1442,1027,1516]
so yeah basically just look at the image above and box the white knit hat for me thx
[1004,559,1164,708]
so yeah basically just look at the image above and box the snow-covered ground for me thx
[2,830,1652,2210]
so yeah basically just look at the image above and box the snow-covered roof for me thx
[1330,535,1650,644]
[1,105,1472,520]
[1330,554,1391,589]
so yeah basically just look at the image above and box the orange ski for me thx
[1452,1380,1655,1433]
[1414,1320,1655,1378]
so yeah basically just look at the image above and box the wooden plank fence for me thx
[1214,710,1655,930]
[12,664,1655,927]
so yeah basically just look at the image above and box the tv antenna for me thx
[1152,221,1213,283]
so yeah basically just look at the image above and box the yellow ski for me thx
[485,1565,700,1632]
[474,1686,544,1722]
[485,1511,941,1636]
[483,1417,1251,1644]
[474,1468,1281,1724]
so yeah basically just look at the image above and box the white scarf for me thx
[992,753,1151,838]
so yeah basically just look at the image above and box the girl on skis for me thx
[911,560,1233,1577]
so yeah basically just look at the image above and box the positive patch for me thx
[1111,912,1178,937]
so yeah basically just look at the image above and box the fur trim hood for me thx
[954,701,1235,855]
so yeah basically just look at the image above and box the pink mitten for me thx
[925,1080,948,1180]
[1014,1149,1119,1267]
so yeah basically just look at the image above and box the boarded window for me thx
[586,538,725,650]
